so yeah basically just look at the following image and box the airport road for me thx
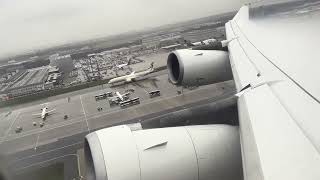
[0,73,235,179]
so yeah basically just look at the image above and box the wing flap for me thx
[227,3,320,180]
[239,84,320,180]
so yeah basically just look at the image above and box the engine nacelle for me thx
[85,124,242,180]
[167,49,232,86]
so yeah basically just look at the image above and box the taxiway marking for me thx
[0,112,20,143]
[80,95,90,133]
[13,141,83,162]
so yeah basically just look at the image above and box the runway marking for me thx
[17,153,80,172]
[76,152,82,177]
[0,112,20,143]
[80,95,90,133]
[2,118,85,142]
[13,141,83,163]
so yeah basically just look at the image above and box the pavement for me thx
[0,71,236,180]
[0,69,168,113]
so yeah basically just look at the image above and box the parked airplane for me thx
[108,62,154,84]
[115,91,130,101]
[32,107,56,120]
[115,57,132,70]
[108,91,130,105]
[84,1,320,180]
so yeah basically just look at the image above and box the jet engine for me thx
[167,49,232,86]
[85,124,242,180]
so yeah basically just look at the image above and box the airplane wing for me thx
[226,2,320,179]
[47,109,56,114]
[122,92,130,97]
[32,113,41,116]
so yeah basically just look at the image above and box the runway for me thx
[0,71,236,180]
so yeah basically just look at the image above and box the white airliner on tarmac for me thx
[115,57,132,70]
[32,107,56,120]
[115,91,129,101]
[108,62,154,84]
[108,91,130,105]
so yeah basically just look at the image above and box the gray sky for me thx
[0,0,243,58]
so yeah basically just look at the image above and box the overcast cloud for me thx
[0,0,244,58]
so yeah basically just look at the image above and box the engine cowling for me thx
[84,124,242,180]
[167,49,232,86]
